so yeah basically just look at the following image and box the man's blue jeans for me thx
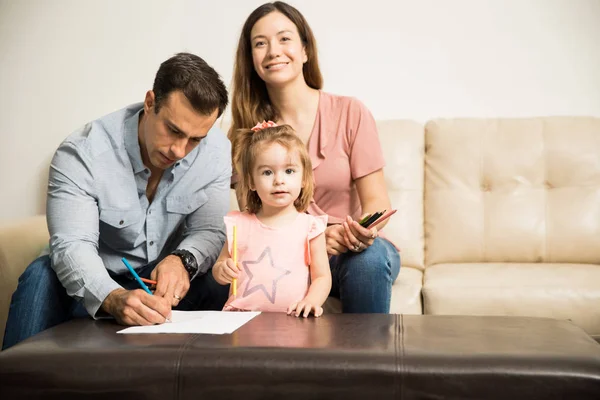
[2,255,229,350]
[329,237,401,313]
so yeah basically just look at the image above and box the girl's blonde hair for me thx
[228,1,322,140]
[232,124,314,214]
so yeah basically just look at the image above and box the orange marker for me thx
[140,278,157,285]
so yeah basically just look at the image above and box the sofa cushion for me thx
[423,262,600,337]
[389,265,422,314]
[424,117,600,266]
[0,215,49,349]
[324,265,423,315]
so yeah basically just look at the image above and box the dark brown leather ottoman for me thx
[1,314,599,399]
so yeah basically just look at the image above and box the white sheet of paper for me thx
[116,310,260,335]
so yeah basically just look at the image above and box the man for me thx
[3,52,231,349]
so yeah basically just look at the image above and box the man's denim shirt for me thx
[46,103,231,317]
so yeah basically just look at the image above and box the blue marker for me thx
[121,257,153,295]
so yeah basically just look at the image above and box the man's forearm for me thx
[177,167,231,277]
[176,228,226,276]
[50,241,122,318]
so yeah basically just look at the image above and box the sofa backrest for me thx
[424,117,600,266]
[377,120,425,270]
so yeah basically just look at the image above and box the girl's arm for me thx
[211,238,240,285]
[288,232,332,317]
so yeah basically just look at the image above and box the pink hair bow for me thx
[251,120,277,131]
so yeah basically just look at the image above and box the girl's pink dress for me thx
[222,211,327,312]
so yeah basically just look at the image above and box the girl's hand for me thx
[342,215,378,253]
[325,224,349,256]
[212,258,240,285]
[287,299,324,318]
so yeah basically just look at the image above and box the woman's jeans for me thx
[2,255,228,350]
[329,237,401,313]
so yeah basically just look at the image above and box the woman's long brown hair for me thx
[229,1,323,140]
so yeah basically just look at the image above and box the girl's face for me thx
[251,142,304,213]
[250,11,308,88]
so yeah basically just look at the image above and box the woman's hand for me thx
[342,215,378,253]
[212,258,240,285]
[325,224,349,256]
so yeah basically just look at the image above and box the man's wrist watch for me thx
[170,249,199,280]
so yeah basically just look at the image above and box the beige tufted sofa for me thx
[1,116,599,349]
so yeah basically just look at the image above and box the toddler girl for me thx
[212,121,331,317]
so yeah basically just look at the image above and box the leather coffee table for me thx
[1,314,599,399]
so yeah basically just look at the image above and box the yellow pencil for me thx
[232,225,237,297]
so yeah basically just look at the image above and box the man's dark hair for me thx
[153,52,228,118]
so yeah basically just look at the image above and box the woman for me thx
[229,1,400,313]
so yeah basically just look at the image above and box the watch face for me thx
[173,250,198,278]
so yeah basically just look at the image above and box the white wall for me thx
[1,0,599,222]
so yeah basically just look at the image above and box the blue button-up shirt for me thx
[46,103,231,317]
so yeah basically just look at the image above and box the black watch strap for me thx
[171,249,199,280]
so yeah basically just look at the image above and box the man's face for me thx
[139,90,218,171]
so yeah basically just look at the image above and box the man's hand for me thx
[212,258,240,285]
[101,288,171,325]
[325,225,349,256]
[151,255,191,307]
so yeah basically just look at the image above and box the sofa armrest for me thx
[0,215,49,349]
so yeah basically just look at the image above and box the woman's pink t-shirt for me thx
[306,91,386,224]
[222,211,328,312]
